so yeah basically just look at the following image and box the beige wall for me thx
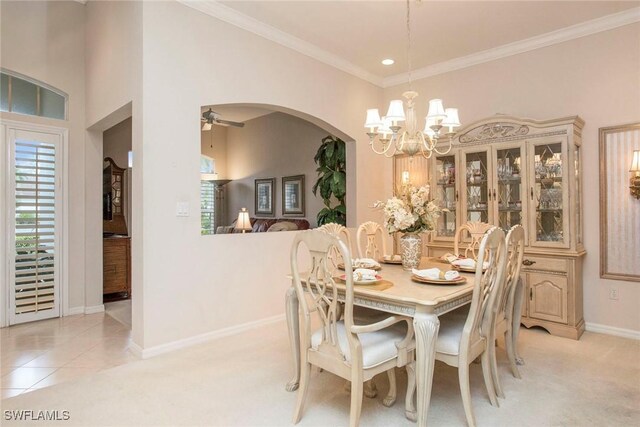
[382,23,640,332]
[85,0,143,343]
[103,117,132,235]
[0,0,87,314]
[224,112,329,227]
[139,1,383,349]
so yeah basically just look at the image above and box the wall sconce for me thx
[401,171,410,185]
[630,150,640,199]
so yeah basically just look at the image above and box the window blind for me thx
[201,180,215,235]
[14,140,57,314]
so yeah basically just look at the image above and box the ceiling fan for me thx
[201,108,245,130]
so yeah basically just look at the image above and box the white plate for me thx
[339,274,383,285]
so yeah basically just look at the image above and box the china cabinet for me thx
[411,115,585,339]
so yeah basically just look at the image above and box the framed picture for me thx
[255,178,275,216]
[599,123,640,282]
[282,175,305,216]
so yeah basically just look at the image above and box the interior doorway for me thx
[102,118,132,329]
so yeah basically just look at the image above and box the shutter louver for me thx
[14,140,57,315]
[201,181,215,235]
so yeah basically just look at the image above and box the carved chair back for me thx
[290,230,358,363]
[461,227,507,355]
[454,221,493,260]
[318,223,353,271]
[497,225,525,326]
[356,221,387,260]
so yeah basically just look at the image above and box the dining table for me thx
[284,256,525,426]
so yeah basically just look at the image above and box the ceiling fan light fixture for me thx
[202,122,212,131]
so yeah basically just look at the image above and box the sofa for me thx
[216,217,311,234]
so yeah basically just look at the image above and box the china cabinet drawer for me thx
[527,272,568,324]
[521,255,566,273]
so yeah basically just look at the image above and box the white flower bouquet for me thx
[374,185,443,234]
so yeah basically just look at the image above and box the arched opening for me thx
[199,103,357,234]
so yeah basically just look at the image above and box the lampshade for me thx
[377,116,392,137]
[442,108,461,128]
[364,109,382,129]
[423,116,437,137]
[386,100,406,122]
[235,208,252,232]
[202,122,212,131]
[630,150,640,172]
[427,99,446,120]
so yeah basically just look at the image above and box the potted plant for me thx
[312,135,346,226]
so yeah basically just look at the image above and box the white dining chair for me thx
[454,221,493,260]
[318,223,353,272]
[290,230,415,427]
[406,226,507,427]
[356,221,388,260]
[490,224,525,399]
[318,222,387,399]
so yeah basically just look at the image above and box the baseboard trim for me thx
[135,313,286,359]
[585,322,640,340]
[84,304,105,314]
[67,306,85,316]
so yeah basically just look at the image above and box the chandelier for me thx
[364,0,462,158]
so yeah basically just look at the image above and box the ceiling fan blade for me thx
[216,119,245,128]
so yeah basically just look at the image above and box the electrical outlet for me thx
[609,287,619,300]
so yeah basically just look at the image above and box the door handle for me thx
[488,189,492,201]
[530,187,534,200]
[493,189,497,200]
[455,191,459,201]
[529,288,533,300]
[522,259,536,266]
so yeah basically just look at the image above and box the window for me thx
[0,70,67,120]
[201,155,216,235]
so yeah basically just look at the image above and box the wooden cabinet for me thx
[415,115,586,339]
[103,237,131,296]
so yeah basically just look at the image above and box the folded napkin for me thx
[451,259,489,269]
[412,268,460,281]
[383,254,402,262]
[352,258,380,269]
[353,268,378,281]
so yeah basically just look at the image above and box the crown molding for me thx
[177,1,639,90]
[383,6,640,87]
[178,0,383,87]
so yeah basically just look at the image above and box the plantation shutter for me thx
[9,131,61,324]
[201,180,215,235]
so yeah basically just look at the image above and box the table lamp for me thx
[235,208,252,233]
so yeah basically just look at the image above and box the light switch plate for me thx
[176,202,189,217]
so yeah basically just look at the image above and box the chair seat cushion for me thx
[435,308,469,356]
[311,320,408,369]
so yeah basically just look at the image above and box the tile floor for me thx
[1,310,135,399]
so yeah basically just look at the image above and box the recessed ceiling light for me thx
[381,59,395,66]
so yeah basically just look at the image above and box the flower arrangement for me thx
[374,185,444,234]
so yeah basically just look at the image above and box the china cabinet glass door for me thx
[494,144,525,233]
[462,148,492,224]
[528,139,569,247]
[432,154,457,239]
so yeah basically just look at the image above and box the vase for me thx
[399,232,422,271]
